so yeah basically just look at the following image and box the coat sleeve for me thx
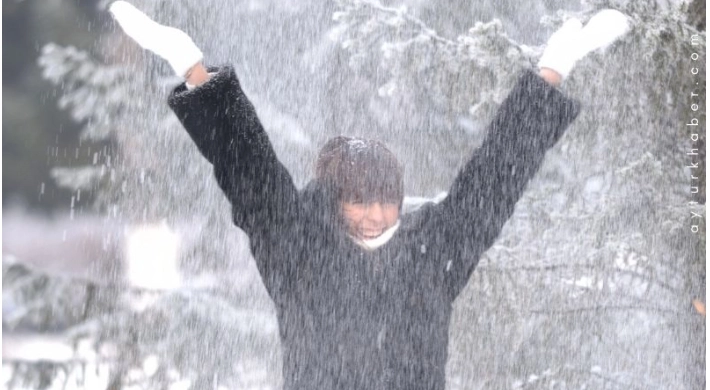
[167,65,299,294]
[424,70,581,299]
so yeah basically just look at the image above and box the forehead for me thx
[341,202,401,214]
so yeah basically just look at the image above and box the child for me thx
[109,3,630,389]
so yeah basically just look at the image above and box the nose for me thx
[364,203,386,223]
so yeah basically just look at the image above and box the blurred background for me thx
[2,0,706,389]
[4,0,106,212]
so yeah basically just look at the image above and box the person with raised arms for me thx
[109,2,630,389]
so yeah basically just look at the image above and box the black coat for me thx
[168,66,580,390]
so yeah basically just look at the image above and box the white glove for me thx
[539,9,631,80]
[109,1,203,78]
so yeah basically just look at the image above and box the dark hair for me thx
[315,136,403,205]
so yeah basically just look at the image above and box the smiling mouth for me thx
[360,231,383,239]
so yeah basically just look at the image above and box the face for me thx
[341,202,400,240]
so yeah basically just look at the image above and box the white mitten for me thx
[576,9,632,57]
[109,1,203,78]
[537,18,583,79]
[539,9,631,79]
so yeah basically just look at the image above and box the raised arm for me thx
[167,65,299,236]
[109,2,301,297]
[425,69,580,298]
[422,10,630,299]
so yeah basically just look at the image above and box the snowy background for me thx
[2,0,706,389]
